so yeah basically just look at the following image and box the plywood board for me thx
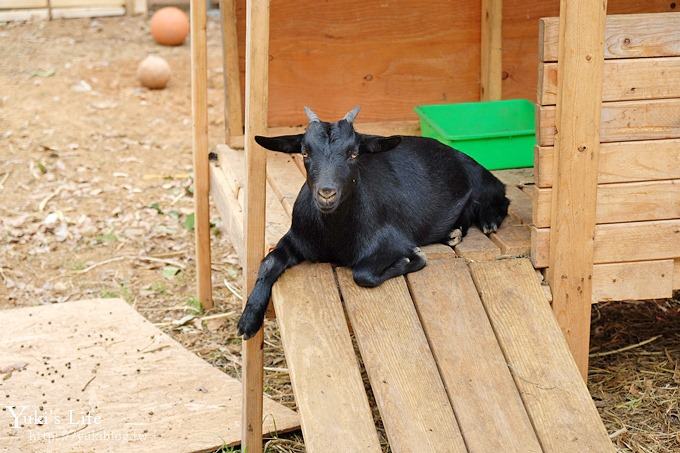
[469,259,614,453]
[592,260,674,302]
[534,139,680,187]
[0,299,299,452]
[531,179,680,227]
[337,270,467,453]
[407,259,541,453]
[538,98,680,146]
[271,264,381,452]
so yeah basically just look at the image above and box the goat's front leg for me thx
[237,232,301,339]
[352,246,426,288]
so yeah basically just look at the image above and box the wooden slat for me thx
[420,243,456,261]
[407,260,541,453]
[0,0,44,7]
[489,224,531,257]
[539,13,680,62]
[534,139,680,187]
[272,264,381,452]
[469,259,614,453]
[210,163,245,261]
[531,179,680,227]
[336,269,467,453]
[539,57,680,105]
[592,260,674,302]
[538,99,680,146]
[532,219,680,268]
[216,144,244,203]
[505,185,533,225]
[674,259,680,290]
[480,0,502,100]
[266,152,305,216]
[219,0,244,145]
[0,0,124,7]
[454,227,500,261]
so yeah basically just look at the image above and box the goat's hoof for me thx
[413,247,426,260]
[237,310,263,340]
[447,228,463,247]
[482,223,498,234]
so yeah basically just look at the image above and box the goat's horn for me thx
[304,106,320,123]
[343,105,361,123]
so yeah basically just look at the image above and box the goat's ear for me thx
[254,134,303,153]
[360,135,402,154]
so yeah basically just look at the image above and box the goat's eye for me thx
[349,150,359,160]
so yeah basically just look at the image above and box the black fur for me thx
[237,108,509,338]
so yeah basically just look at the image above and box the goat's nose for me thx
[317,187,337,200]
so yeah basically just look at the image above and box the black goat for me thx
[237,106,509,338]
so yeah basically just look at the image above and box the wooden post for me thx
[549,0,607,379]
[242,1,269,452]
[190,0,213,309]
[219,0,244,146]
[480,0,502,100]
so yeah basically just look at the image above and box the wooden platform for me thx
[0,299,299,452]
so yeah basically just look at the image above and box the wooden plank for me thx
[454,227,500,261]
[271,264,382,452]
[540,13,680,62]
[51,5,124,18]
[538,99,680,146]
[215,144,244,201]
[0,299,299,452]
[210,162,245,261]
[0,0,44,8]
[0,0,124,7]
[219,0,244,146]
[266,152,305,216]
[505,184,533,225]
[336,269,467,453]
[539,57,680,105]
[190,0,212,309]
[420,243,456,261]
[592,260,674,302]
[547,0,607,378]
[242,1,270,450]
[532,219,680,268]
[674,259,680,290]
[489,223,530,257]
[469,259,614,453]
[535,139,680,187]
[0,8,47,19]
[480,0,502,100]
[407,260,541,453]
[531,179,680,227]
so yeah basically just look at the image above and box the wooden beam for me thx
[480,0,502,100]
[538,98,680,146]
[534,139,680,187]
[531,179,680,228]
[674,259,680,290]
[548,0,607,378]
[242,0,270,451]
[190,0,212,309]
[219,0,244,146]
[540,13,680,62]
[454,227,501,262]
[538,57,680,105]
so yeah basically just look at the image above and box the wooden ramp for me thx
[210,145,614,451]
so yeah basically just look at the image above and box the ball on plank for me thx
[150,7,189,46]
[137,55,171,90]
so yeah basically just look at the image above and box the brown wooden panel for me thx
[531,219,680,267]
[539,57,680,105]
[674,259,680,289]
[538,99,680,146]
[535,139,680,187]
[592,260,674,302]
[540,12,680,62]
[454,227,500,261]
[531,179,680,227]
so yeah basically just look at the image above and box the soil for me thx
[1,16,678,453]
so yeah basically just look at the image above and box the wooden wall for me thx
[232,0,677,127]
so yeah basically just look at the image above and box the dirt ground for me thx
[1,16,678,453]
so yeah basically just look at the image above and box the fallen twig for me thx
[589,335,662,358]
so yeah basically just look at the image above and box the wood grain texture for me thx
[219,0,244,144]
[480,0,502,100]
[547,0,607,377]
[0,0,123,7]
[336,269,467,453]
[469,259,614,453]
[531,179,680,227]
[407,260,541,453]
[505,185,533,225]
[674,259,680,290]
[454,227,501,261]
[540,12,680,62]
[490,223,531,257]
[272,264,382,453]
[0,299,299,452]
[532,219,680,268]
[266,152,305,216]
[190,0,212,308]
[420,243,456,260]
[592,260,674,302]
[539,57,680,105]
[534,139,680,187]
[538,98,680,146]
[210,162,245,261]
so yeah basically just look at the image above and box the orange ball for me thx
[150,7,189,46]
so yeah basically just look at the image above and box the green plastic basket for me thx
[415,99,536,170]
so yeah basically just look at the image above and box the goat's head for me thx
[255,106,401,214]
